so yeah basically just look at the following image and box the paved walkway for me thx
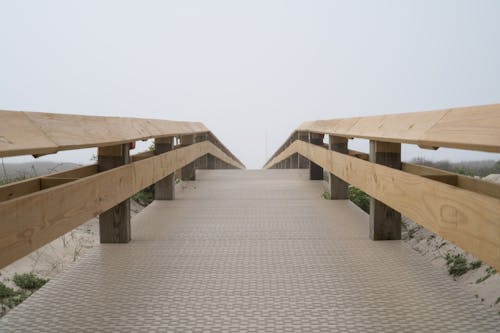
[1,170,499,332]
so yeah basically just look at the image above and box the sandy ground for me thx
[401,174,500,313]
[402,217,500,312]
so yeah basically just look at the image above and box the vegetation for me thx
[476,267,497,284]
[469,261,482,270]
[0,282,15,298]
[445,253,469,277]
[321,186,370,214]
[0,175,27,186]
[133,184,154,206]
[407,226,420,239]
[411,157,500,177]
[13,273,48,290]
[348,187,370,213]
[1,273,48,316]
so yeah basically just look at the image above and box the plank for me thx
[0,150,182,204]
[0,111,59,157]
[402,163,500,200]
[0,110,245,166]
[421,175,458,186]
[266,141,500,270]
[40,178,78,189]
[294,104,500,153]
[0,165,98,203]
[0,178,40,202]
[0,141,243,268]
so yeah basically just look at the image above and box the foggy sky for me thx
[1,1,499,169]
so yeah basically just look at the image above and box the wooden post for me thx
[329,135,349,199]
[181,134,196,180]
[207,154,215,169]
[195,134,208,169]
[309,132,324,180]
[290,152,299,168]
[98,143,131,243]
[154,137,175,200]
[298,131,309,169]
[369,141,402,240]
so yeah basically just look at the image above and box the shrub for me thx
[0,282,15,298]
[349,187,370,213]
[469,261,482,270]
[2,290,29,308]
[13,273,48,290]
[445,253,469,277]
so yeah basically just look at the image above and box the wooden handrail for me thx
[265,104,500,166]
[264,104,500,271]
[0,110,244,166]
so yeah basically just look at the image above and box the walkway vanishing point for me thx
[1,105,500,332]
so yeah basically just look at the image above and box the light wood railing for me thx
[0,110,244,268]
[264,104,500,271]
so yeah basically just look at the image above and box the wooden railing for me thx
[0,110,244,268]
[264,104,500,271]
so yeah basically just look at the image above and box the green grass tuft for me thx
[0,282,15,298]
[445,253,469,277]
[13,273,48,290]
[469,261,482,270]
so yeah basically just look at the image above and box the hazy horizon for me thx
[1,1,499,168]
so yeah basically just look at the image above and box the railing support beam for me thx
[98,143,131,243]
[369,141,401,240]
[154,137,175,200]
[329,135,349,199]
[309,133,324,180]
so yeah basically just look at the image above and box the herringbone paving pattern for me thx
[1,170,498,332]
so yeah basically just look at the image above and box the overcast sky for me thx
[1,0,499,169]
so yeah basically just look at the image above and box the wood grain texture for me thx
[0,152,168,204]
[369,141,402,240]
[40,178,79,189]
[0,165,99,203]
[98,143,131,243]
[265,141,500,270]
[286,104,500,157]
[0,141,243,268]
[0,110,246,164]
[0,178,41,203]
[402,163,500,200]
